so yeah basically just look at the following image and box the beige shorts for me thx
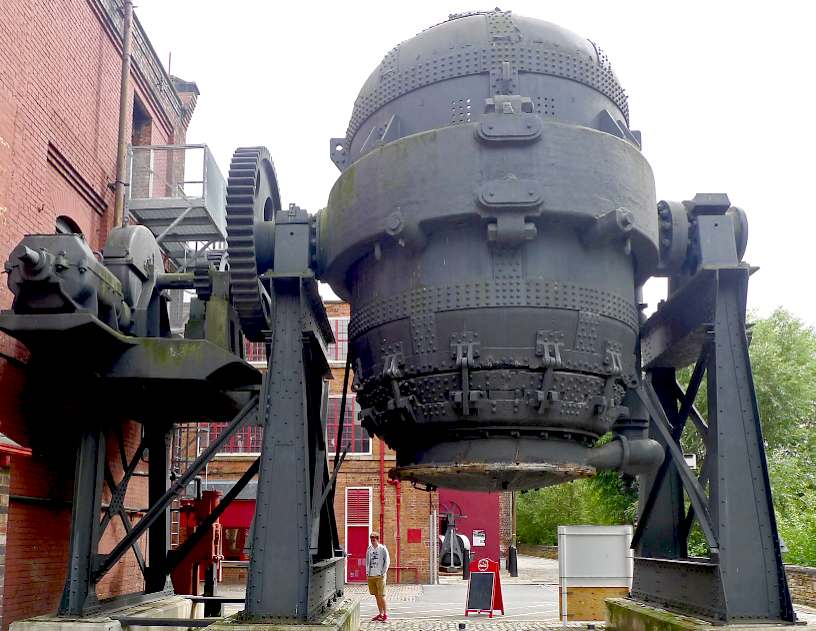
[367,575,386,596]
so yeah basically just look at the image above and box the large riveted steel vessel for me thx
[319,10,663,491]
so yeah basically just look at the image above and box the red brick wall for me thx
[332,439,437,584]
[0,0,190,626]
[498,491,513,558]
[0,463,10,629]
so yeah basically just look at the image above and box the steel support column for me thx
[145,424,172,593]
[59,427,105,616]
[245,277,343,620]
[636,368,687,559]
[706,268,793,621]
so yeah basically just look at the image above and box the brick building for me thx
[0,0,197,627]
[0,0,512,619]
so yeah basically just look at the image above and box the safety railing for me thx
[127,144,226,267]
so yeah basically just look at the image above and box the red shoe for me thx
[371,614,383,622]
[380,614,388,623]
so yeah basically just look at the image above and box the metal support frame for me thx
[245,273,344,620]
[632,252,794,622]
[59,427,106,616]
[242,207,344,620]
[57,396,258,617]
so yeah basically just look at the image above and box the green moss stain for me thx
[205,297,230,351]
[606,598,708,631]
[330,163,357,211]
[140,338,201,367]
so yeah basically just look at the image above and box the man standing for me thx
[366,531,390,622]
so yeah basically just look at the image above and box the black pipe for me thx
[112,618,219,627]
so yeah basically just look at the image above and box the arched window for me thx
[55,215,82,235]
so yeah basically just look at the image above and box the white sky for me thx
[135,1,815,322]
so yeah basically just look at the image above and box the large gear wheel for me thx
[225,147,281,342]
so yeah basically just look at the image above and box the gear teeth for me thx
[225,146,281,342]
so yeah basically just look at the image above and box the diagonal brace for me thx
[100,438,146,535]
[632,347,711,549]
[94,395,258,581]
[167,457,260,570]
[640,380,719,552]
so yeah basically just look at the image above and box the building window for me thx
[326,317,348,365]
[55,215,82,234]
[326,395,368,454]
[244,339,267,365]
[208,422,263,454]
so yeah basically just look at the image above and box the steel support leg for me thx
[706,269,793,621]
[59,427,105,616]
[145,424,172,593]
[245,279,342,620]
[631,268,794,623]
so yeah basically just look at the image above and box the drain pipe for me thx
[379,439,385,541]
[387,477,402,583]
[113,0,134,228]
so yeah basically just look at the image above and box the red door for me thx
[347,526,369,582]
[346,488,371,582]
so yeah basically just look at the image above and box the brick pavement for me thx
[346,583,424,602]
[361,620,595,630]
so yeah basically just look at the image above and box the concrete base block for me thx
[606,598,804,631]
[10,596,198,631]
[206,599,360,631]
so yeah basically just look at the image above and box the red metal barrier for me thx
[171,490,224,595]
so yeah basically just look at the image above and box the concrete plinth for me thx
[10,596,198,631]
[206,599,360,631]
[606,598,805,631]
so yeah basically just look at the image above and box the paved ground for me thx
[218,555,816,630]
[439,554,559,586]
[355,556,561,629]
[356,583,559,627]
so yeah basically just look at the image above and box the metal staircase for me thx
[127,144,226,269]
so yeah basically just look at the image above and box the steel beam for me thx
[245,276,343,620]
[59,428,105,616]
[145,425,172,592]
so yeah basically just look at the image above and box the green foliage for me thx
[518,307,816,565]
[768,450,816,565]
[749,310,816,452]
[516,472,638,545]
[516,481,590,546]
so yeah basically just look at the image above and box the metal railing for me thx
[127,144,226,267]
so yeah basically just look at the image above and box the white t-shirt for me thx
[366,543,390,578]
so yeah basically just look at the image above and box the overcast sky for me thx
[135,1,815,322]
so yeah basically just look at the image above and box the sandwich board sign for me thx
[465,557,504,617]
